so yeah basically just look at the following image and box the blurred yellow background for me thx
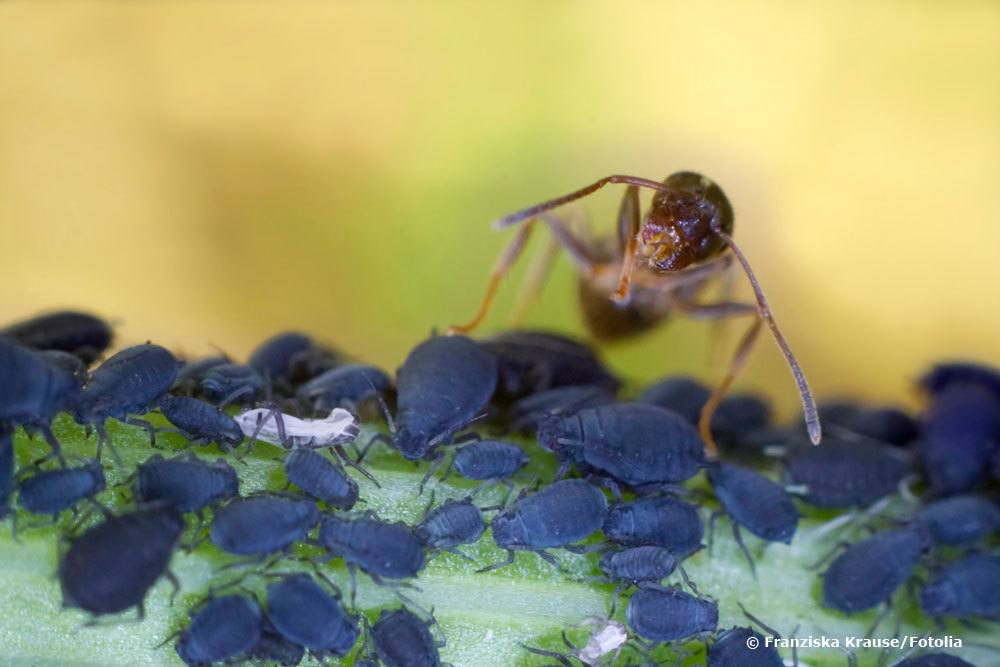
[1,2,998,419]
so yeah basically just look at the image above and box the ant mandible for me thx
[447,171,821,454]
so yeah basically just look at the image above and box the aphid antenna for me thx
[737,602,782,639]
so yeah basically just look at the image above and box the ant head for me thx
[640,171,734,271]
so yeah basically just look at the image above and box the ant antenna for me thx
[713,229,821,445]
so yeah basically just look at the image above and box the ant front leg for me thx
[612,185,641,303]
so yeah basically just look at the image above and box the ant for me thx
[447,171,821,454]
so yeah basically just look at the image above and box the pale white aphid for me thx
[234,407,358,449]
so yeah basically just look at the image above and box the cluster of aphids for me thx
[1,310,998,667]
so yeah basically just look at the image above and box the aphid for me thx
[17,460,106,519]
[74,343,179,458]
[483,330,620,402]
[415,497,486,552]
[626,586,718,642]
[0,427,15,520]
[918,383,1000,495]
[175,594,262,667]
[2,309,113,363]
[296,364,391,412]
[235,408,358,449]
[709,393,772,450]
[199,363,266,406]
[317,515,426,595]
[636,375,710,425]
[266,574,359,658]
[248,331,314,383]
[708,626,783,667]
[524,618,629,667]
[283,449,358,509]
[247,617,306,666]
[603,496,703,558]
[507,384,616,433]
[371,607,443,667]
[0,338,80,460]
[209,495,319,556]
[485,479,607,571]
[822,527,927,614]
[158,396,244,450]
[171,355,230,394]
[915,495,1000,546]
[599,546,678,587]
[448,440,528,483]
[538,403,705,488]
[919,553,1000,620]
[59,505,184,616]
[785,439,910,508]
[447,171,821,453]
[842,406,919,447]
[136,453,239,513]
[893,653,978,667]
[920,361,1000,397]
[706,462,798,574]
[386,335,497,462]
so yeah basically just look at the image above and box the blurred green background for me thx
[1,2,998,419]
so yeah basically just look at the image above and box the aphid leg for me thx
[94,421,124,468]
[698,318,763,457]
[346,562,358,609]
[608,582,627,618]
[333,444,380,487]
[677,563,702,596]
[358,432,391,464]
[707,510,722,555]
[807,541,852,571]
[476,549,516,574]
[712,229,822,445]
[447,220,537,335]
[37,424,68,467]
[520,644,575,667]
[865,603,891,638]
[535,549,566,572]
[612,185,641,303]
[218,385,253,409]
[737,602,782,639]
[418,452,446,495]
[125,417,158,448]
[731,523,758,579]
[843,648,858,667]
[563,542,606,555]
[164,569,181,606]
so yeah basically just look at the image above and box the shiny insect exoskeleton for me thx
[448,171,821,454]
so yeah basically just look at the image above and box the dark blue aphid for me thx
[508,384,616,433]
[538,403,705,487]
[450,440,528,482]
[296,364,391,411]
[391,335,497,461]
[844,406,919,446]
[136,454,238,513]
[248,331,313,384]
[626,587,718,642]
[210,495,319,556]
[484,330,620,402]
[822,527,927,613]
[318,515,426,582]
[159,396,244,449]
[416,497,486,550]
[59,505,184,616]
[786,439,910,508]
[18,460,105,517]
[710,393,772,450]
[74,343,179,456]
[894,653,978,667]
[915,495,1000,546]
[266,574,359,658]
[2,310,113,363]
[172,355,230,393]
[603,496,703,558]
[0,427,14,520]
[919,553,1000,620]
[599,546,677,586]
[636,376,710,424]
[918,383,1000,495]
[920,361,1000,397]
[175,594,262,667]
[707,462,797,574]
[199,363,265,406]
[0,338,80,459]
[709,627,783,667]
[486,479,607,570]
[248,618,306,666]
[371,607,442,667]
[284,449,358,509]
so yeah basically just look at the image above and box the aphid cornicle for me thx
[448,171,821,454]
